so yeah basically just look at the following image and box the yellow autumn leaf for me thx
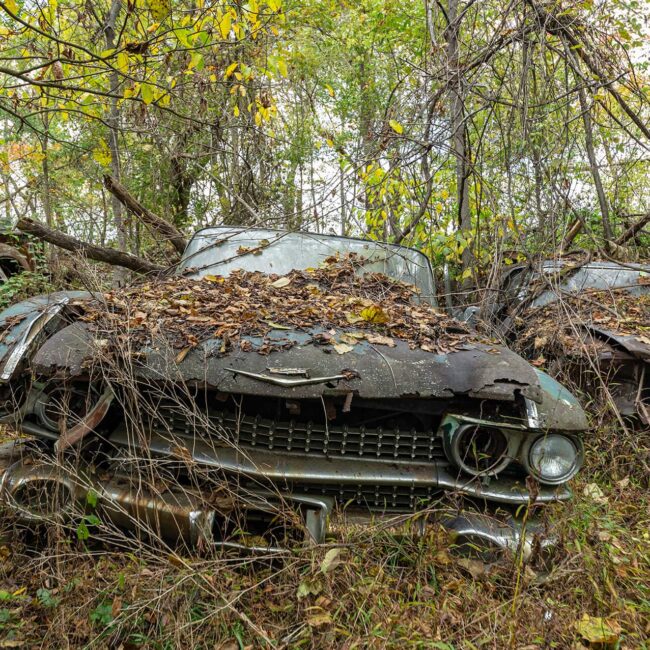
[5,0,18,14]
[225,62,238,78]
[277,58,288,77]
[92,139,112,167]
[576,615,622,645]
[146,0,170,21]
[117,52,128,74]
[233,105,240,116]
[188,52,204,70]
[360,305,389,324]
[219,13,232,39]
[389,119,403,134]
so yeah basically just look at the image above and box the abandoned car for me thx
[0,228,588,555]
[492,259,649,424]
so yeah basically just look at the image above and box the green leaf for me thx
[189,52,204,71]
[141,82,154,105]
[296,578,322,600]
[76,522,89,541]
[174,28,190,47]
[86,489,98,508]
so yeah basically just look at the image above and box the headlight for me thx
[444,424,513,477]
[526,434,582,485]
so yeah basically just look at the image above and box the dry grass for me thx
[0,437,647,650]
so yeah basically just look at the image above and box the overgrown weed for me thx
[0,459,647,649]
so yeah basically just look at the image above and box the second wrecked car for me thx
[494,258,649,425]
[0,228,588,555]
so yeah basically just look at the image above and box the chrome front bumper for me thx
[0,441,558,559]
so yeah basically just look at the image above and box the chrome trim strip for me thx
[446,413,528,431]
[524,397,541,429]
[226,367,346,387]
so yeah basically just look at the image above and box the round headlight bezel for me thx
[444,424,516,477]
[522,433,583,485]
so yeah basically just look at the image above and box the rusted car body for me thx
[0,240,32,283]
[494,259,649,424]
[0,229,588,555]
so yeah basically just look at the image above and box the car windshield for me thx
[179,227,437,304]
[529,261,649,308]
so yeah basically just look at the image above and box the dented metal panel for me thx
[583,326,650,361]
[0,292,90,382]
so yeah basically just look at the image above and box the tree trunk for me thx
[445,0,473,276]
[576,81,613,241]
[104,0,128,283]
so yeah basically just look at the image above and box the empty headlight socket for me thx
[439,414,524,477]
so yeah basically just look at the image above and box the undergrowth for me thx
[0,446,647,649]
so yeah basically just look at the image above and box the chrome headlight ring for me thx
[521,433,583,485]
[443,422,520,477]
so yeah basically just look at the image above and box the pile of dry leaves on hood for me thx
[80,254,490,356]
[513,287,650,361]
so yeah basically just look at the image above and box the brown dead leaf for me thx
[457,557,488,578]
[271,276,292,289]
[534,335,548,349]
[366,333,396,347]
[111,596,122,617]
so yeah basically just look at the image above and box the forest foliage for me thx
[0,0,648,284]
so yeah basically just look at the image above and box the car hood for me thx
[30,320,588,431]
[582,325,650,362]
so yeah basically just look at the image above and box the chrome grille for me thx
[152,406,445,463]
[294,484,441,510]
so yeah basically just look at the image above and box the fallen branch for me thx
[103,175,187,255]
[16,218,164,275]
[615,211,650,246]
[560,217,584,252]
